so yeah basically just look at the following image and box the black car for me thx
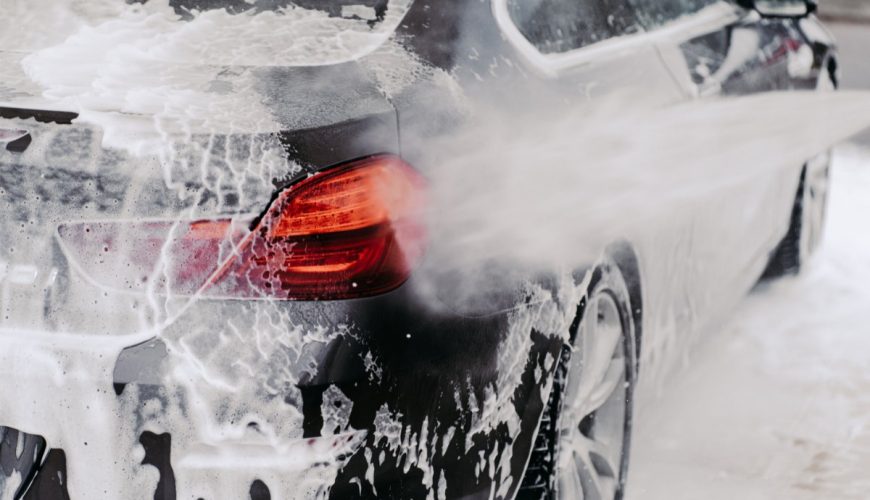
[0,0,836,498]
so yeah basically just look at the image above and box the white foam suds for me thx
[1,1,870,498]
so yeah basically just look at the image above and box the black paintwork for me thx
[2,1,837,499]
[0,428,46,499]
[140,432,176,500]
[5,134,32,154]
[0,108,77,125]
[276,112,400,181]
[249,480,271,500]
[21,450,69,500]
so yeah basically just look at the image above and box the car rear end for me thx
[0,99,386,497]
[0,2,411,499]
[0,1,581,498]
[0,107,558,500]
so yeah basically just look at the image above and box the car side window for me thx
[629,0,720,29]
[506,0,642,54]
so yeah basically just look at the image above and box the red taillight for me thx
[57,155,427,300]
[210,155,427,299]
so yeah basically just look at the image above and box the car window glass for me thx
[629,0,720,29]
[506,0,642,54]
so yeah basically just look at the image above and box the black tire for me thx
[519,259,637,500]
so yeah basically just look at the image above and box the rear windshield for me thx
[2,0,412,66]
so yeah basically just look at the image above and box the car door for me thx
[638,0,809,332]
[495,0,738,390]
[496,0,683,102]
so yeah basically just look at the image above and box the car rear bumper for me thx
[0,326,369,499]
[0,270,573,499]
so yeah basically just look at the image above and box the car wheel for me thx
[519,260,637,500]
[763,68,834,278]
[762,156,831,279]
[800,150,832,259]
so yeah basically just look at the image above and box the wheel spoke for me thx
[586,302,622,382]
[566,430,619,500]
[558,450,587,500]
[583,359,625,416]
[575,429,620,479]
[573,295,625,417]
[555,289,629,500]
[803,153,831,257]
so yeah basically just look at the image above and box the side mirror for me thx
[739,0,818,17]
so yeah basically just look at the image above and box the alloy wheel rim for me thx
[800,70,835,261]
[801,152,831,261]
[556,292,627,500]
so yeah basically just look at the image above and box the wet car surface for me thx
[0,0,844,498]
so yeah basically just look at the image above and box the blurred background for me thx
[823,0,870,22]
[825,0,870,144]
[628,4,870,499]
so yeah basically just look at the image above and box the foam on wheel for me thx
[519,259,637,500]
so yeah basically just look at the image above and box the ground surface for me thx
[822,0,870,22]
[629,144,870,500]
[627,21,870,499]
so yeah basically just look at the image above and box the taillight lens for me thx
[210,155,427,299]
[58,155,427,300]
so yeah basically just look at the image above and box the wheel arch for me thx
[516,243,644,498]
[606,241,644,373]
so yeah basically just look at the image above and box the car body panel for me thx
[0,0,837,498]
